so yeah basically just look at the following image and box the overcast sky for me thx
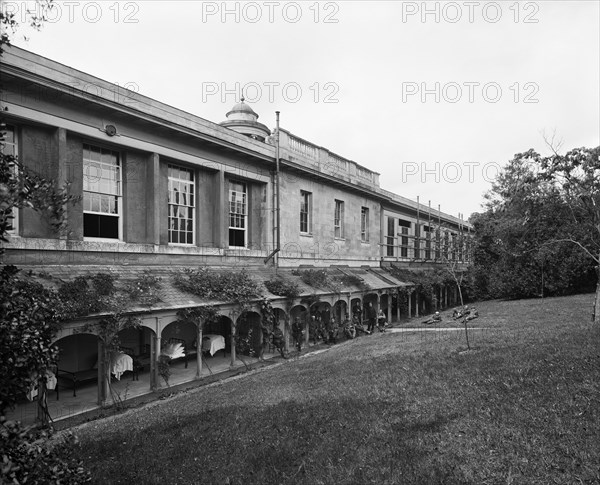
[8,0,600,219]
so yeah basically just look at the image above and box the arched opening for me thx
[351,297,363,324]
[53,332,103,406]
[114,325,155,386]
[161,319,197,366]
[273,308,287,333]
[55,333,99,382]
[289,304,307,323]
[363,293,378,309]
[203,315,233,356]
[117,325,154,365]
[309,301,332,345]
[236,311,261,357]
[332,299,348,323]
[289,304,308,350]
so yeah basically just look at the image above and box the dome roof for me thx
[225,97,259,119]
[220,96,270,142]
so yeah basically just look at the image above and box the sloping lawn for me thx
[65,295,599,484]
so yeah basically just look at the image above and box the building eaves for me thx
[2,46,275,163]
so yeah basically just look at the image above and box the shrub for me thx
[91,272,118,296]
[125,271,162,306]
[58,276,103,318]
[264,278,300,299]
[174,267,262,304]
[0,419,90,484]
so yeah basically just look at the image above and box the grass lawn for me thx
[64,294,600,484]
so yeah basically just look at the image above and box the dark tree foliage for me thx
[0,265,59,414]
[1,2,91,482]
[470,148,598,311]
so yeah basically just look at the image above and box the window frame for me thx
[82,143,122,241]
[398,220,411,258]
[386,216,395,257]
[228,180,248,248]
[444,231,450,260]
[168,164,196,246]
[424,226,432,260]
[414,224,421,259]
[300,190,312,235]
[334,199,345,239]
[360,207,369,243]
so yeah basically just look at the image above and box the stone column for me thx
[230,318,237,368]
[195,323,203,379]
[386,293,392,323]
[97,339,107,405]
[347,293,351,318]
[284,311,290,353]
[415,292,420,318]
[305,315,310,346]
[152,333,161,390]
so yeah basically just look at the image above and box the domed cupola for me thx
[219,96,271,142]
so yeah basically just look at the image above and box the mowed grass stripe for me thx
[66,294,600,485]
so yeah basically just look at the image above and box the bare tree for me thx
[439,228,471,350]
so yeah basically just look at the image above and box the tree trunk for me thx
[195,323,203,379]
[594,263,600,324]
[453,272,470,350]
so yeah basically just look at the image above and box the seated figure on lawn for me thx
[353,313,371,335]
[422,311,442,325]
[326,317,339,345]
[452,305,479,322]
[464,307,479,322]
[452,305,469,320]
[343,314,356,339]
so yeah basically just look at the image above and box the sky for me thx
[7,0,600,219]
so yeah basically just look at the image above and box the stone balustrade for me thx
[278,129,380,188]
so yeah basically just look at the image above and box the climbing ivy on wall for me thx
[56,271,162,321]
[292,269,371,293]
[264,277,300,299]
[173,267,262,307]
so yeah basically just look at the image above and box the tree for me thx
[1,2,90,482]
[541,146,600,323]
[440,232,472,349]
[470,147,599,321]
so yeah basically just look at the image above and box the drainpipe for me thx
[438,204,441,260]
[276,111,281,266]
[264,111,281,266]
[428,200,432,260]
[415,196,420,260]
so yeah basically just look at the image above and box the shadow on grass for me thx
[73,398,466,485]
[67,294,599,485]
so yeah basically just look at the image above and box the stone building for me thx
[1,46,471,419]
